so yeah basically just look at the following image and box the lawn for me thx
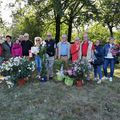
[0,64,120,120]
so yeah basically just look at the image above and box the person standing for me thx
[79,32,95,80]
[45,33,56,80]
[0,36,3,64]
[21,33,33,56]
[57,34,71,69]
[71,37,81,63]
[2,35,13,60]
[93,40,104,84]
[31,37,43,79]
[18,35,24,43]
[103,37,116,82]
[12,39,22,57]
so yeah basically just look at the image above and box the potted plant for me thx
[38,46,47,82]
[72,60,90,87]
[0,57,35,86]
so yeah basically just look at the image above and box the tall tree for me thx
[97,0,120,37]
[63,0,97,42]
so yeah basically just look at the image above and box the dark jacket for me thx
[94,45,104,66]
[2,41,13,60]
[21,40,33,56]
[45,39,56,57]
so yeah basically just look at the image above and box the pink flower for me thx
[67,69,73,76]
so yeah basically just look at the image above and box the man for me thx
[103,37,116,82]
[2,35,13,60]
[18,35,24,43]
[45,33,56,80]
[79,32,94,61]
[57,34,71,69]
[21,33,33,56]
[79,32,94,80]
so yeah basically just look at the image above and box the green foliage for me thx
[88,23,109,44]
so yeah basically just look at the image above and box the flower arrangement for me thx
[0,57,35,84]
[72,60,90,82]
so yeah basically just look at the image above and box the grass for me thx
[0,64,120,120]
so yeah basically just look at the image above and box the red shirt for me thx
[82,41,94,57]
[71,43,80,62]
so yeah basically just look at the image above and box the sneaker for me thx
[97,79,102,84]
[103,76,108,80]
[109,77,113,82]
[36,75,41,79]
[94,78,98,81]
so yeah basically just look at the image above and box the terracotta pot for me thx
[18,78,26,86]
[76,80,83,87]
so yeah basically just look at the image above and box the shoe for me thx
[109,77,113,82]
[36,75,41,79]
[49,77,53,80]
[103,76,108,80]
[94,78,98,81]
[97,79,102,84]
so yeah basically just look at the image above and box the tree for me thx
[97,0,120,37]
[63,0,97,42]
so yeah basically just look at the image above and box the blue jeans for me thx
[35,55,42,75]
[103,58,115,78]
[94,65,102,80]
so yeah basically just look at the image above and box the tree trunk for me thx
[108,25,113,37]
[68,17,73,42]
[55,14,61,43]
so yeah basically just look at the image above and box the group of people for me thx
[0,32,119,83]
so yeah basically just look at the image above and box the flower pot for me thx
[18,78,26,86]
[76,80,83,87]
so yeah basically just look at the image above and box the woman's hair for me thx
[34,37,42,45]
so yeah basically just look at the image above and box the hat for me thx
[6,35,12,39]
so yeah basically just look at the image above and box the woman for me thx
[93,40,104,84]
[12,39,22,57]
[31,37,42,79]
[2,35,13,60]
[71,37,81,62]
[103,37,116,82]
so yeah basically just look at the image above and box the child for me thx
[31,37,42,79]
[12,39,22,57]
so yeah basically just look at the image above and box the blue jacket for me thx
[103,43,115,58]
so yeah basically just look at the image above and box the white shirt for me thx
[105,44,113,59]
